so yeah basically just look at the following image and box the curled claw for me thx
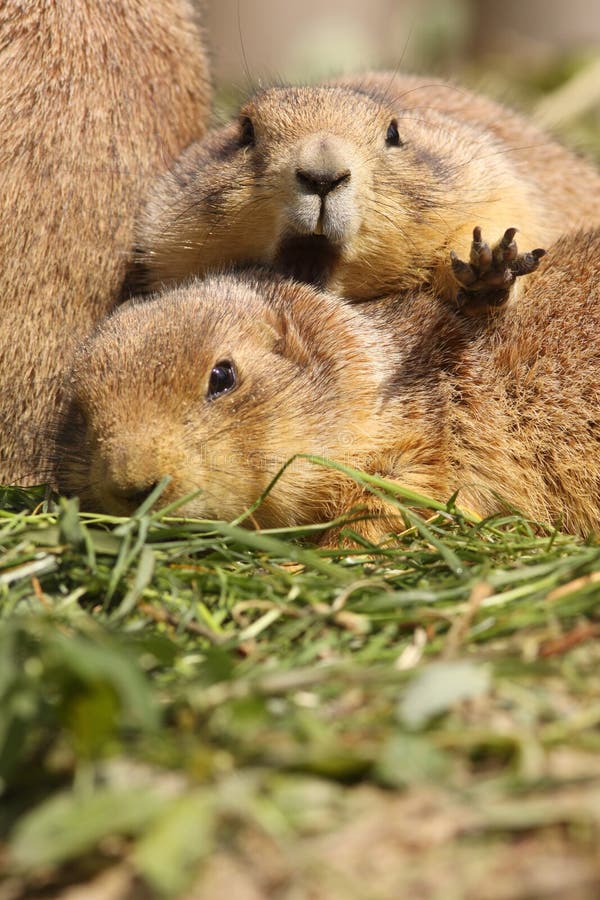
[470,226,492,273]
[511,247,546,277]
[493,227,518,266]
[500,227,517,246]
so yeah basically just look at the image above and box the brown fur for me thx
[0,1,211,485]
[134,72,600,302]
[56,229,600,541]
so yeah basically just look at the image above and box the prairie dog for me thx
[134,72,600,302]
[57,229,600,541]
[0,1,210,485]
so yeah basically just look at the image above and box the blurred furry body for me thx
[0,0,210,484]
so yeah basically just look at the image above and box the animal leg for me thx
[450,226,545,312]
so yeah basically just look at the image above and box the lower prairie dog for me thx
[0,1,210,486]
[133,72,600,305]
[57,228,600,542]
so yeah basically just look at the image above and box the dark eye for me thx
[207,360,237,400]
[239,116,255,147]
[385,119,403,147]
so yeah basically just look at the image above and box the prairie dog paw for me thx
[450,226,546,312]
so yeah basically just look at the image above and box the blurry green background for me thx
[204,0,600,161]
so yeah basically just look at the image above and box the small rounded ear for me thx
[271,310,315,371]
[255,306,286,349]
[255,275,329,367]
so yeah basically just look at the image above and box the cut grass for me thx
[1,477,600,898]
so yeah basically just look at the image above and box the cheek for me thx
[369,158,418,223]
[264,145,300,200]
[190,410,272,500]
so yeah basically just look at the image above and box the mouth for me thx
[273,234,341,288]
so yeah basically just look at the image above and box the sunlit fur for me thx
[0,1,210,486]
[136,72,600,303]
[57,231,600,541]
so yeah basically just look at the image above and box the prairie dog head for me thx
[136,76,540,300]
[57,271,394,526]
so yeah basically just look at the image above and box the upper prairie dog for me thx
[133,72,600,302]
[57,228,600,542]
[0,1,210,486]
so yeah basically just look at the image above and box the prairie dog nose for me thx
[293,133,353,198]
[99,440,166,513]
[110,480,160,508]
[102,475,162,514]
[296,167,351,198]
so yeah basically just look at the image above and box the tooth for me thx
[314,209,324,235]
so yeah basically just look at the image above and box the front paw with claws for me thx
[450,226,546,312]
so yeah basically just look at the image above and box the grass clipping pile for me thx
[1,472,600,899]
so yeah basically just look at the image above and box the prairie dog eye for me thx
[239,116,255,147]
[385,119,403,148]
[207,360,237,400]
